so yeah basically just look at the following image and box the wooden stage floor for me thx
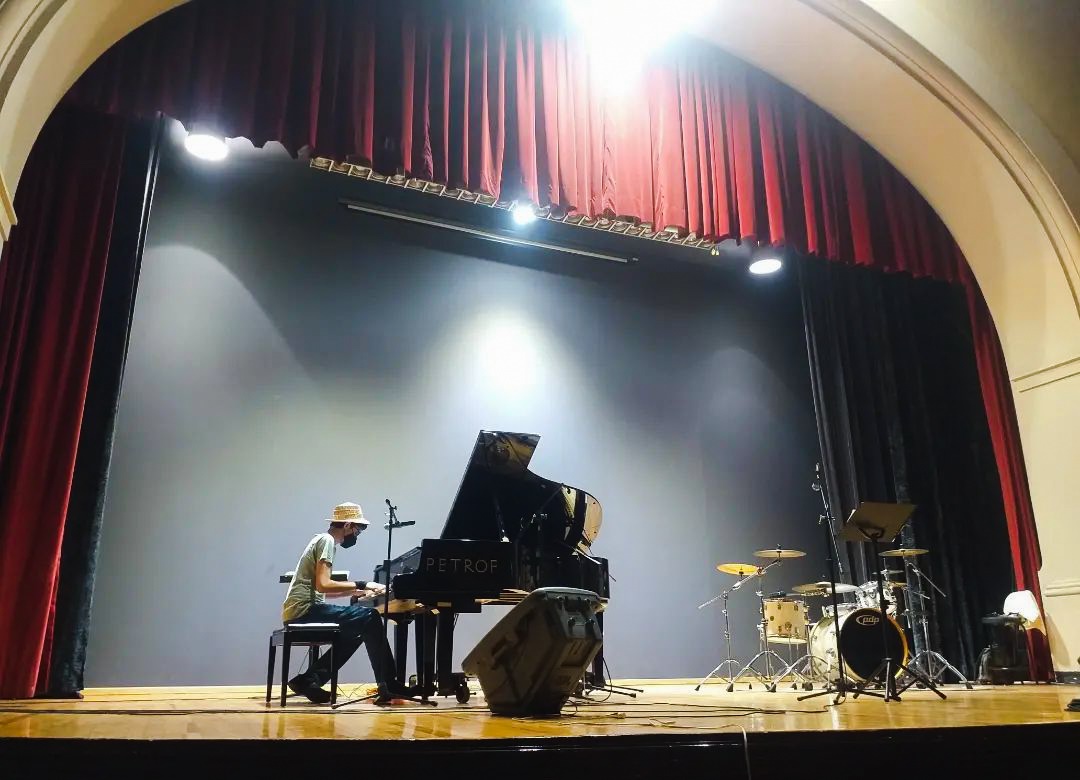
[2,681,1078,777]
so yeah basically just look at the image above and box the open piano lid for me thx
[440,431,602,553]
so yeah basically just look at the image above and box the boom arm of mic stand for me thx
[908,563,948,599]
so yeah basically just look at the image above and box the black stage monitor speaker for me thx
[462,587,603,716]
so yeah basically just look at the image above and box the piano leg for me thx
[436,611,456,696]
[393,619,410,687]
[415,613,437,697]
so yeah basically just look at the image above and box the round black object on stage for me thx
[839,607,909,681]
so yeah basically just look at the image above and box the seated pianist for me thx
[281,501,405,705]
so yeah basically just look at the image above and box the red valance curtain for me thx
[0,0,1038,691]
[0,106,128,698]
[71,0,964,281]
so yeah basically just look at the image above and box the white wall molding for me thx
[1043,579,1080,599]
[1013,355,1080,393]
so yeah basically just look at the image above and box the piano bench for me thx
[265,624,342,707]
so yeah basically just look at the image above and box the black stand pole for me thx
[799,466,875,704]
[799,513,874,703]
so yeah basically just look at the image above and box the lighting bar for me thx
[340,199,633,264]
[311,157,720,255]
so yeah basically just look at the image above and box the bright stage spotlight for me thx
[511,202,537,226]
[748,257,783,275]
[184,133,228,161]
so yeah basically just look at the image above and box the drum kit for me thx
[699,540,972,691]
[695,546,936,693]
[696,497,969,702]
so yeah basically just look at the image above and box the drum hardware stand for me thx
[727,557,787,691]
[771,621,830,690]
[334,499,435,710]
[900,558,973,690]
[695,578,747,692]
[842,502,945,703]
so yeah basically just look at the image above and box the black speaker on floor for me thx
[462,586,604,716]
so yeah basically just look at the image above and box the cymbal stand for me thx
[727,558,787,691]
[899,558,973,690]
[695,576,747,692]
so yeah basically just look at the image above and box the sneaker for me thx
[288,675,332,704]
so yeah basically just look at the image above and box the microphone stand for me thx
[333,499,432,709]
[799,464,869,704]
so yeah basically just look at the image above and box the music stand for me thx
[839,502,945,702]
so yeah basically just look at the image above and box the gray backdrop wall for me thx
[85,131,824,686]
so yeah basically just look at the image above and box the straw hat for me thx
[332,501,369,527]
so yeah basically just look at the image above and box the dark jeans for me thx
[287,602,393,689]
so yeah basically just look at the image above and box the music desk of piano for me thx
[352,431,611,703]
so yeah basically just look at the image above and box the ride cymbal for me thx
[880,548,929,558]
[716,562,760,576]
[813,581,858,594]
[752,548,806,559]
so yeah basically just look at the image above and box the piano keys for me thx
[357,431,611,700]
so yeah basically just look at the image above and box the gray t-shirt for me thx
[282,533,336,622]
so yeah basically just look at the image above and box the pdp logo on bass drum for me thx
[856,613,881,626]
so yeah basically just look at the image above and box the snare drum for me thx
[761,597,809,644]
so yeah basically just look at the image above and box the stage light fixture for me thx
[184,133,228,161]
[748,257,782,275]
[511,202,537,226]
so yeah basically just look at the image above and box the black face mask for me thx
[340,529,358,549]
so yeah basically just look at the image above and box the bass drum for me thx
[808,607,909,683]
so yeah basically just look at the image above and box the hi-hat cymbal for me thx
[880,548,929,558]
[814,581,858,594]
[791,583,827,596]
[753,548,806,559]
[716,562,760,576]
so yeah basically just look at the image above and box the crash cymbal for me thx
[791,583,827,596]
[716,562,760,576]
[880,548,929,558]
[814,581,858,594]
[752,547,806,559]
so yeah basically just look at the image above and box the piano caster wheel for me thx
[455,682,471,704]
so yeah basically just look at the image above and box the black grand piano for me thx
[355,430,610,702]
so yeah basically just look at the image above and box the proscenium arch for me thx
[1,0,1077,671]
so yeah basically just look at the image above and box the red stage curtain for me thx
[0,105,128,698]
[70,0,965,280]
[963,276,1052,679]
[52,0,1043,672]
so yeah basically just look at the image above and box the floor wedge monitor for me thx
[462,587,603,715]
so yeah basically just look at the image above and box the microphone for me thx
[384,520,416,528]
[385,498,395,509]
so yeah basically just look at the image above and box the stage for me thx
[1,682,1076,776]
